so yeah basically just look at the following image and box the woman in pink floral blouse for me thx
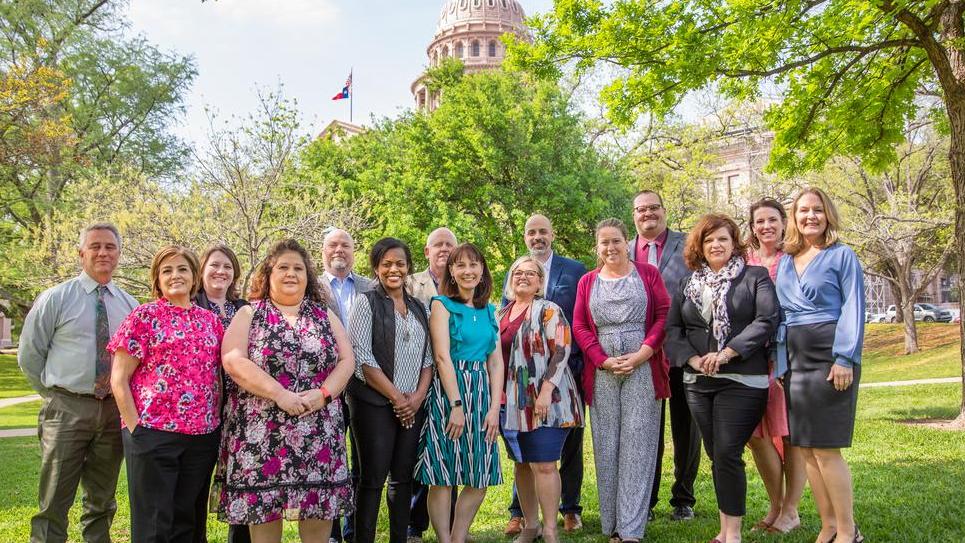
[109,245,225,543]
[218,239,356,543]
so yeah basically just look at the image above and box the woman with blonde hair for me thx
[499,255,583,543]
[776,188,865,543]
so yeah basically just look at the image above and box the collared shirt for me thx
[541,251,554,293]
[324,271,358,325]
[18,271,139,395]
[635,229,669,265]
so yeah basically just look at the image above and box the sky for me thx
[127,0,555,144]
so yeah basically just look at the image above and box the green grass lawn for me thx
[0,400,40,430]
[0,383,962,542]
[0,353,35,399]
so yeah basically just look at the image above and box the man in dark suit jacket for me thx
[501,214,588,535]
[630,190,701,522]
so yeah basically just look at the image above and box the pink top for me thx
[746,248,783,282]
[572,261,671,405]
[108,298,225,435]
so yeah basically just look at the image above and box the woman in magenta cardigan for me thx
[572,218,670,543]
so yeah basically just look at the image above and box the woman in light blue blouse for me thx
[776,188,865,543]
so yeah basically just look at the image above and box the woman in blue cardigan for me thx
[776,188,865,543]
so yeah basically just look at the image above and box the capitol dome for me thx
[436,0,527,36]
[412,0,532,110]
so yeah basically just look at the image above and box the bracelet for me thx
[320,386,332,406]
[450,399,463,408]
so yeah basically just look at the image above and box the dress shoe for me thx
[505,516,524,536]
[671,505,695,521]
[563,513,583,532]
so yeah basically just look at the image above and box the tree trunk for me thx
[945,97,965,421]
[901,297,920,354]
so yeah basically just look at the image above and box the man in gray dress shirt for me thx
[19,223,139,543]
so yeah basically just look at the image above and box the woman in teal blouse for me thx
[415,243,503,543]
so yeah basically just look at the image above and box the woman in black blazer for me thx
[193,243,251,543]
[666,214,779,543]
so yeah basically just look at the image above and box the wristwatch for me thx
[450,399,463,408]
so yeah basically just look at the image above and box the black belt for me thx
[51,386,112,400]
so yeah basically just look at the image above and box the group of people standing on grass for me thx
[18,185,865,543]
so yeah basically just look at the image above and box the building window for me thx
[471,40,480,57]
[726,174,739,202]
[442,45,449,58]
[455,42,464,58]
[489,40,497,57]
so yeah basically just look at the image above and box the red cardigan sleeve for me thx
[572,271,609,368]
[639,262,670,351]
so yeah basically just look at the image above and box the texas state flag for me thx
[332,72,352,100]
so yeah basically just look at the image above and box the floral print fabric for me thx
[107,298,224,435]
[217,299,353,524]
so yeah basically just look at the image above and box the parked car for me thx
[868,313,890,323]
[885,304,954,323]
[950,309,961,323]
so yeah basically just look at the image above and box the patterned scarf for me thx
[684,255,745,346]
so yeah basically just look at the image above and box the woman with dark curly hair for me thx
[218,239,356,543]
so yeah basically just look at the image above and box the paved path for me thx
[861,377,959,388]
[0,394,40,409]
[0,428,34,438]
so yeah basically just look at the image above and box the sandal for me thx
[513,527,541,543]
[766,520,801,534]
[751,519,772,532]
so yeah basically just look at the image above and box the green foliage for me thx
[506,0,938,177]
[0,0,197,310]
[302,68,632,281]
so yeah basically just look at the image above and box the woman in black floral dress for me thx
[219,239,356,542]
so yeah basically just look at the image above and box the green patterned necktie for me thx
[93,285,112,399]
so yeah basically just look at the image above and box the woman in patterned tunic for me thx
[416,243,503,543]
[499,256,583,543]
[218,239,356,543]
[572,219,670,543]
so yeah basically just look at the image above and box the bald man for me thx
[407,227,457,306]
[501,214,588,535]
[321,228,372,543]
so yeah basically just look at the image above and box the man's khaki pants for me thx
[30,389,123,543]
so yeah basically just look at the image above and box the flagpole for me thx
[350,68,354,124]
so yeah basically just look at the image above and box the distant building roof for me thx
[317,120,365,143]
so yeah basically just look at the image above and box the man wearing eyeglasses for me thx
[629,190,701,523]
[501,213,588,536]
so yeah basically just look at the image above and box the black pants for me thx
[650,366,701,510]
[348,397,424,543]
[331,400,359,542]
[507,423,585,517]
[685,377,768,516]
[122,426,219,543]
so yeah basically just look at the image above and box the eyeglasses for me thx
[511,270,540,279]
[634,204,663,214]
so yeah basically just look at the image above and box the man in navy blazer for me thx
[501,214,588,535]
[630,190,701,522]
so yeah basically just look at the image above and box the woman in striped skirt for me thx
[415,243,504,543]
